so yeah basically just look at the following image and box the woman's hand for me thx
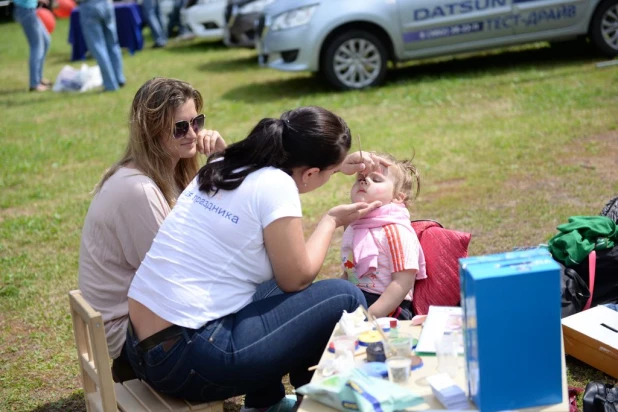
[340,151,392,176]
[197,129,226,156]
[326,201,382,227]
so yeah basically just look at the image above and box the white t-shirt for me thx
[128,167,303,329]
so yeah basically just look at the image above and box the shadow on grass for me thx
[27,391,244,412]
[47,52,87,65]
[165,40,227,54]
[198,54,257,73]
[222,41,602,103]
[389,41,601,86]
[566,355,617,387]
[222,74,331,103]
[30,391,85,412]
[0,88,113,107]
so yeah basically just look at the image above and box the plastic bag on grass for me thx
[297,369,423,412]
[52,64,102,92]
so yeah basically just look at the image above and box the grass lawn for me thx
[1,15,617,412]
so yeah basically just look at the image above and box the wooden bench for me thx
[69,290,224,412]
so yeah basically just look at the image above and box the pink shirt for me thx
[341,222,427,300]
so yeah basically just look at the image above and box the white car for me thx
[181,0,226,40]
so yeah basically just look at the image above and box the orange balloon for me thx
[36,8,56,34]
[53,0,76,19]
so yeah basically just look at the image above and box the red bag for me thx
[412,220,472,315]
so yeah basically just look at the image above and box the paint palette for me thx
[357,330,383,346]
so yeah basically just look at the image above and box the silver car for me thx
[257,0,618,90]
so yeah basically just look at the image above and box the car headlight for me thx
[239,0,276,14]
[270,5,317,31]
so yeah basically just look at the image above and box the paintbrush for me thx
[359,305,396,357]
[307,350,366,372]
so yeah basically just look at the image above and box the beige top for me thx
[78,167,170,358]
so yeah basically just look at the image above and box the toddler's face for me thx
[350,166,397,204]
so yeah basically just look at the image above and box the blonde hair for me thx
[94,78,203,207]
[372,151,420,205]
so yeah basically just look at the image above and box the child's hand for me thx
[326,201,382,227]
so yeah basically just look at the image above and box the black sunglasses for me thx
[173,114,205,139]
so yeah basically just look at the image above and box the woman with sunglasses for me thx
[78,77,225,383]
[125,106,388,411]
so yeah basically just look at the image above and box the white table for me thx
[298,321,569,411]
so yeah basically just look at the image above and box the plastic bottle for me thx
[389,319,399,338]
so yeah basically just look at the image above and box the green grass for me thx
[1,15,617,411]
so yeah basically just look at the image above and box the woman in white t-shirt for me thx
[126,106,385,411]
[78,78,226,383]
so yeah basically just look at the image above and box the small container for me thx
[366,341,386,363]
[328,339,359,353]
[358,330,382,346]
[386,356,412,384]
[333,335,356,374]
[333,335,356,356]
[387,332,413,358]
[375,317,397,332]
[390,319,399,338]
[435,331,459,378]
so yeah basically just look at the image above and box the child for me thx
[341,152,426,320]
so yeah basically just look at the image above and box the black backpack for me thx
[570,246,618,308]
[559,247,618,318]
[560,259,592,318]
[558,197,618,318]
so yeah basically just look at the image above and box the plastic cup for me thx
[386,356,412,384]
[435,332,459,378]
[332,335,356,373]
[387,332,413,358]
[332,335,356,356]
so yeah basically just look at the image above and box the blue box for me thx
[459,250,563,411]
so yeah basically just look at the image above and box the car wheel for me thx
[590,0,618,57]
[322,30,388,90]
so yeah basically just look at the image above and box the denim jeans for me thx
[167,0,189,37]
[125,279,366,408]
[142,0,167,46]
[79,0,126,91]
[13,5,50,89]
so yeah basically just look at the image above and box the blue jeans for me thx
[167,0,189,37]
[13,5,50,89]
[125,279,366,408]
[79,0,126,91]
[142,0,167,46]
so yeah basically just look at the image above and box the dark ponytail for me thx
[198,106,351,195]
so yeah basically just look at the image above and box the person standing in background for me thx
[13,0,51,92]
[167,0,192,40]
[78,0,126,91]
[142,0,167,48]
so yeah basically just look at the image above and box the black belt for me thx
[130,323,186,352]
